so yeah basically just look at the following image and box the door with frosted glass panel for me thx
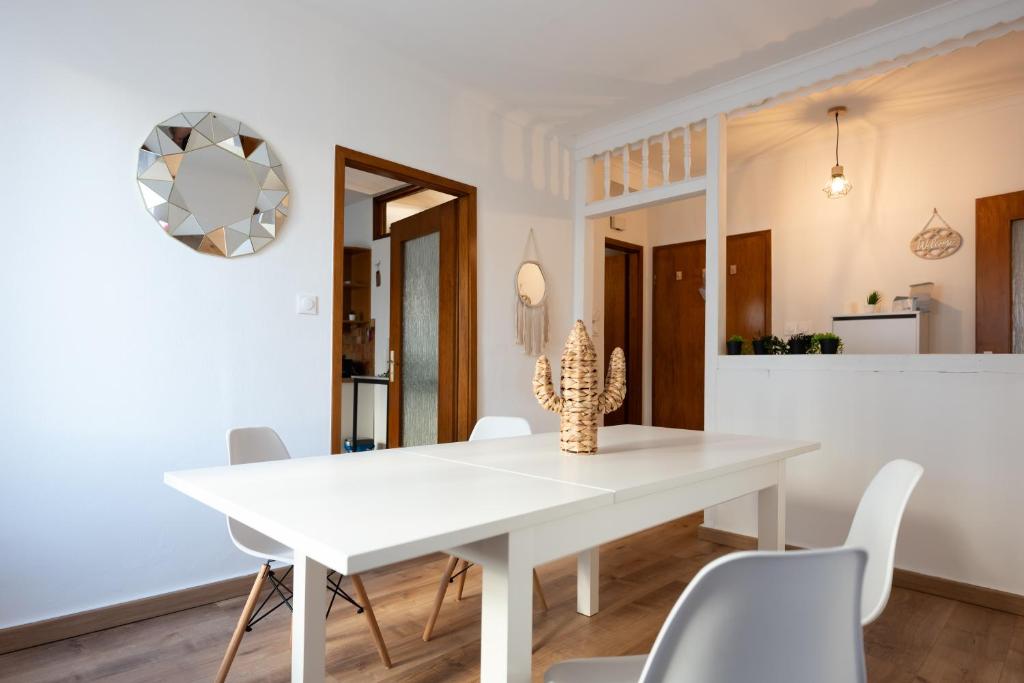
[388,200,458,447]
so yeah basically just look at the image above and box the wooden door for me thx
[726,230,772,340]
[652,231,772,429]
[388,200,458,447]
[604,240,643,426]
[976,190,1024,353]
[653,240,705,429]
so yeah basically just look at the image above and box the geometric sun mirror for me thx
[137,112,289,257]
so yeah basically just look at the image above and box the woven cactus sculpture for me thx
[533,320,626,454]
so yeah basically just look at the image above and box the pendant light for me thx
[823,106,852,198]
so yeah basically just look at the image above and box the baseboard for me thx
[0,569,264,655]
[697,525,1024,617]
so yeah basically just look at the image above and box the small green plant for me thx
[811,331,843,354]
[756,334,788,355]
[787,332,813,354]
[728,334,744,343]
[867,290,881,305]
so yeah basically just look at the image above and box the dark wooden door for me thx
[976,191,1024,353]
[726,230,772,340]
[603,239,643,426]
[653,240,706,429]
[388,200,459,447]
[652,231,772,429]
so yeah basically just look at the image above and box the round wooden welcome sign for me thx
[910,209,962,260]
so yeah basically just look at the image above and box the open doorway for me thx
[332,147,477,453]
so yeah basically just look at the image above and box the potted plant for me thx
[812,331,842,354]
[754,334,787,355]
[726,334,744,355]
[787,332,812,355]
[865,290,881,313]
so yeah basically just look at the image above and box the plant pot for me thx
[726,340,743,355]
[752,339,766,355]
[819,338,840,354]
[864,304,876,314]
[788,338,810,355]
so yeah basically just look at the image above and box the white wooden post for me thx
[661,132,670,183]
[641,138,649,189]
[478,531,534,683]
[603,151,611,200]
[758,461,787,550]
[704,113,727,431]
[683,125,692,180]
[621,145,630,193]
[291,553,327,683]
[576,547,600,616]
[573,156,590,321]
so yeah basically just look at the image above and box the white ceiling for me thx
[305,0,950,137]
[728,30,1024,163]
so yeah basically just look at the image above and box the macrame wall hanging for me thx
[515,229,549,355]
[910,208,962,260]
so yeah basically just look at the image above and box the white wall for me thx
[712,355,1024,596]
[0,0,572,628]
[729,99,1024,351]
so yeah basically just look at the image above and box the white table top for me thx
[165,450,611,574]
[406,425,818,502]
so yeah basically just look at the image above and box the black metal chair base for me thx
[245,562,363,632]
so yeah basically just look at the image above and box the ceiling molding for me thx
[574,0,1024,159]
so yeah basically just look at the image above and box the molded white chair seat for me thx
[545,548,868,683]
[845,458,923,625]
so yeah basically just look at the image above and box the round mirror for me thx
[516,261,546,306]
[136,112,289,257]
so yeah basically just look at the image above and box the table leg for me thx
[758,461,786,550]
[576,547,599,616]
[479,532,533,683]
[292,553,327,683]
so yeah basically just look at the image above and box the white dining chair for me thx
[545,547,868,683]
[845,458,923,625]
[422,416,549,641]
[217,427,391,682]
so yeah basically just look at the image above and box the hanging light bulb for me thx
[823,106,852,198]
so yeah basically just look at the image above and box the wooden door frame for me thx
[976,190,1024,353]
[332,146,477,453]
[604,237,643,425]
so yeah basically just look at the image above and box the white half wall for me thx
[712,355,1024,596]
[0,0,572,628]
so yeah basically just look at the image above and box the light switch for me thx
[297,294,318,315]
[675,271,682,280]
[729,264,737,275]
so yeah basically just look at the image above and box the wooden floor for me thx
[2,515,1021,682]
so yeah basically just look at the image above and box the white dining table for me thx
[164,424,818,682]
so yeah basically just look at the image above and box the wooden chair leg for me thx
[455,560,470,601]
[216,563,269,683]
[422,555,459,641]
[349,574,392,669]
[533,568,548,611]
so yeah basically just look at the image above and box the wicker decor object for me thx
[533,320,625,454]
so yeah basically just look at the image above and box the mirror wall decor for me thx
[136,112,289,257]
[514,229,549,355]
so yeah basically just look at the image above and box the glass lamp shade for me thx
[824,164,852,198]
